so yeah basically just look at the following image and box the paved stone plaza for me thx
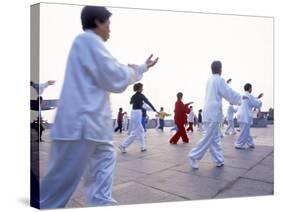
[37,125,274,208]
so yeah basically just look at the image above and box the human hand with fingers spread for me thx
[145,54,159,68]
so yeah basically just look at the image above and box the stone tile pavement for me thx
[37,125,274,208]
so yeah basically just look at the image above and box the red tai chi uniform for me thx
[169,100,191,144]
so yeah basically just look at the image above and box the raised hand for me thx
[145,54,159,68]
[257,93,264,99]
[47,80,56,85]
[226,78,232,84]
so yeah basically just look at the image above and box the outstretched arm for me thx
[219,79,241,105]
[47,80,56,86]
[143,95,157,112]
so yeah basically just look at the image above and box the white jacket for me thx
[226,104,237,121]
[237,91,262,124]
[202,74,241,123]
[51,30,147,142]
[188,110,195,123]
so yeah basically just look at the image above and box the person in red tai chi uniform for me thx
[169,92,193,144]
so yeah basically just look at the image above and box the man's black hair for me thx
[177,92,183,99]
[81,6,112,30]
[211,60,222,74]
[244,83,252,91]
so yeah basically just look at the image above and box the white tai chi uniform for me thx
[122,115,129,131]
[40,30,148,209]
[187,110,195,132]
[225,104,238,135]
[235,91,262,148]
[121,110,145,149]
[189,74,241,165]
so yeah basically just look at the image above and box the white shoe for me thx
[248,144,255,149]
[188,157,199,169]
[118,145,126,153]
[216,162,224,167]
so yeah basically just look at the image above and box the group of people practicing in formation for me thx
[36,6,263,209]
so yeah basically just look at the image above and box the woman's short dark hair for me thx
[81,6,112,30]
[244,83,252,91]
[133,83,143,92]
[211,61,222,74]
[177,92,183,99]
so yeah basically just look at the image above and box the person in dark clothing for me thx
[114,108,127,133]
[141,108,148,132]
[31,96,45,142]
[197,109,203,131]
[119,83,158,153]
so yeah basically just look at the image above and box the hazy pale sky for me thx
[33,3,274,122]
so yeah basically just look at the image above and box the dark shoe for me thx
[235,146,246,150]
[248,144,255,149]
[118,145,126,153]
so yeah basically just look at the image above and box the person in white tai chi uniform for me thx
[188,61,242,169]
[39,6,158,209]
[225,103,238,135]
[235,83,263,149]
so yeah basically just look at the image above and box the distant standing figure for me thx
[119,83,158,153]
[235,83,263,149]
[157,107,171,132]
[225,103,238,135]
[31,96,45,142]
[122,113,129,131]
[186,106,195,132]
[141,108,148,132]
[188,61,242,169]
[169,92,192,144]
[197,109,203,131]
[114,108,127,133]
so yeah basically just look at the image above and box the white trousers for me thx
[121,110,145,149]
[197,123,204,132]
[235,122,254,147]
[225,120,235,135]
[189,122,224,164]
[40,139,116,209]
